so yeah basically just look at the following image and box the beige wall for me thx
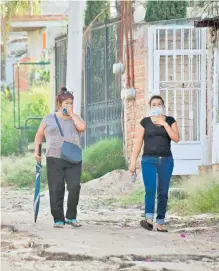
[211,29,219,164]
[28,29,45,61]
[49,46,56,113]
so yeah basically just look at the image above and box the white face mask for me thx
[150,106,164,116]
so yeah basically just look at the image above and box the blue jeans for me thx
[141,156,174,225]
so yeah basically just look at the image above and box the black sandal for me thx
[140,219,153,231]
[157,226,168,232]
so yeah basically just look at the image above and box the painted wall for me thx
[46,26,67,50]
[28,29,45,61]
[212,124,219,164]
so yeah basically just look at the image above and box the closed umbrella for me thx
[33,144,42,223]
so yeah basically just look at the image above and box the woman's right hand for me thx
[34,152,42,162]
[129,162,136,174]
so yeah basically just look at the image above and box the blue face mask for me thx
[150,106,164,116]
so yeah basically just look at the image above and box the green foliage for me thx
[85,0,110,26]
[1,83,50,156]
[0,1,41,53]
[145,1,188,22]
[169,174,219,215]
[84,24,120,106]
[81,138,127,183]
[20,84,50,144]
[1,153,47,189]
[1,93,20,156]
[37,69,50,83]
[20,84,50,124]
[0,0,41,17]
[1,138,127,188]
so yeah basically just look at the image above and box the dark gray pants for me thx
[46,157,82,222]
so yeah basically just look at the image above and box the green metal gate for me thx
[84,20,122,146]
[54,21,122,147]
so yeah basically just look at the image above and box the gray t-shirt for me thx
[42,113,81,158]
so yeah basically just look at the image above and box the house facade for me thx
[51,10,219,175]
[4,15,67,91]
[122,18,219,175]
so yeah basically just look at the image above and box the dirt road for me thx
[1,171,219,271]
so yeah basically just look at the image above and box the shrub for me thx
[1,93,20,156]
[145,1,188,22]
[1,83,50,156]
[85,1,110,26]
[20,84,50,143]
[1,138,127,188]
[1,153,47,189]
[81,138,127,183]
[169,174,219,215]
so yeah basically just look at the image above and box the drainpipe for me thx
[128,1,135,89]
[125,1,130,88]
[120,0,124,63]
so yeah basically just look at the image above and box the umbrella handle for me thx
[38,144,42,157]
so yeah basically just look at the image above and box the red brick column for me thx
[123,32,149,167]
[14,56,32,93]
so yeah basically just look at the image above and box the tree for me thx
[0,0,41,84]
[84,0,110,27]
[0,1,41,51]
[0,0,40,18]
[145,1,188,22]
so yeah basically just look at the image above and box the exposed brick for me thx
[134,59,144,66]
[124,34,148,162]
[12,15,68,22]
[135,78,144,84]
[135,67,144,73]
[135,70,145,77]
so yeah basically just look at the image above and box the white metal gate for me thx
[212,48,219,164]
[148,25,207,175]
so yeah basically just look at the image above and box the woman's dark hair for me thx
[56,86,74,106]
[149,95,165,106]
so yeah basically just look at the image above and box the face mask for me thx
[150,106,164,116]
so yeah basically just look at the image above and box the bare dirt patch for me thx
[1,170,219,271]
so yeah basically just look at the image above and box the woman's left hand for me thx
[151,116,167,127]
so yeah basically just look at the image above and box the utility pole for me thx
[66,1,84,115]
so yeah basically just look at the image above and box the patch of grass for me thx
[119,189,144,207]
[170,175,188,187]
[1,153,47,189]
[81,138,127,183]
[1,138,127,188]
[104,197,119,206]
[169,173,219,215]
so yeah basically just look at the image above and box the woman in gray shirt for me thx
[34,87,86,228]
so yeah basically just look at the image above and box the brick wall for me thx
[123,23,213,167]
[123,25,149,165]
[14,56,32,92]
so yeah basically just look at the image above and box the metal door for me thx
[148,26,207,175]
